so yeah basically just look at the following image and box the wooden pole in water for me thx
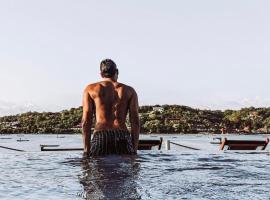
[165,140,171,150]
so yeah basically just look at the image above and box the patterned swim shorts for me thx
[89,130,136,156]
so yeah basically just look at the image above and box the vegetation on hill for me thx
[0,105,270,134]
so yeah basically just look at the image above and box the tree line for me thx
[1,105,270,134]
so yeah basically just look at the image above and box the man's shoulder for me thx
[84,82,102,91]
[117,82,136,93]
[83,83,103,97]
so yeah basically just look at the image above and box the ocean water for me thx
[0,134,269,200]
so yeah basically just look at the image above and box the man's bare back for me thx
[85,81,136,131]
[82,59,140,155]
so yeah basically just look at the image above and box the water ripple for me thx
[1,135,270,200]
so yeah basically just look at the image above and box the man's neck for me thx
[103,77,117,82]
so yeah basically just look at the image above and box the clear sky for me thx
[0,0,270,116]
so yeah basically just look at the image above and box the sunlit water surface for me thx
[0,134,269,200]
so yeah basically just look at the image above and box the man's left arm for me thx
[128,89,140,153]
[81,88,94,155]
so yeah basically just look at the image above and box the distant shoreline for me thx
[1,132,269,135]
[1,105,270,135]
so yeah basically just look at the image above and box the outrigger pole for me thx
[168,141,200,150]
[0,145,25,152]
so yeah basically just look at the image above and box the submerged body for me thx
[82,71,140,155]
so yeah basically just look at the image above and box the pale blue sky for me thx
[0,0,270,115]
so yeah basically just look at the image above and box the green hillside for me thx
[1,105,270,134]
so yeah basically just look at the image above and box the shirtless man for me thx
[81,59,140,156]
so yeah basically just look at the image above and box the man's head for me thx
[100,59,118,80]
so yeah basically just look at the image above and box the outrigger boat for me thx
[220,138,269,150]
[40,138,163,151]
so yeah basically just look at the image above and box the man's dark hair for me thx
[100,59,118,78]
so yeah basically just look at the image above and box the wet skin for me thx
[82,76,140,154]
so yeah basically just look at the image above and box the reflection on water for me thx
[78,156,141,200]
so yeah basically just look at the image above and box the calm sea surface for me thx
[0,134,269,200]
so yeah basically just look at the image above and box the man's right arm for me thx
[129,89,140,153]
[81,87,94,155]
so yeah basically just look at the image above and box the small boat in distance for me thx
[17,138,30,142]
[0,137,12,140]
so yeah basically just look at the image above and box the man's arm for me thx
[81,87,94,154]
[129,89,140,153]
